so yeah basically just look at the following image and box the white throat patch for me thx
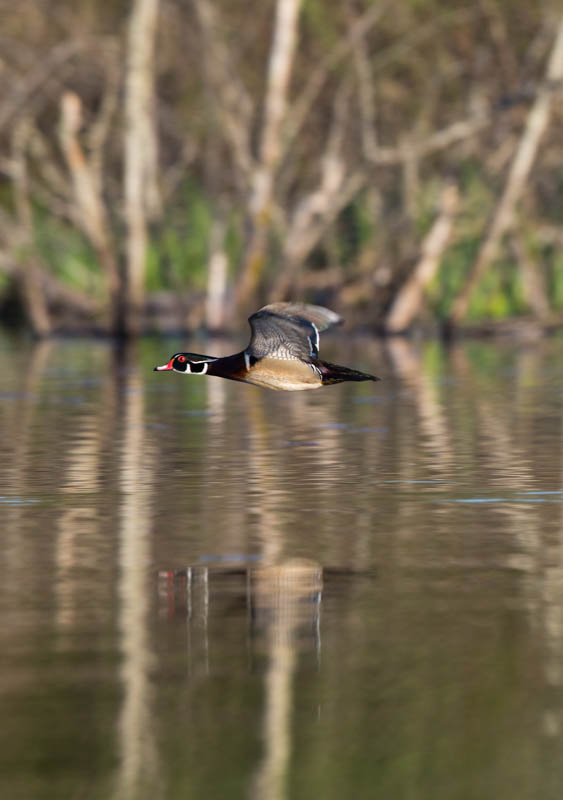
[187,362,209,375]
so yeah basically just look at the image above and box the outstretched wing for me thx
[247,303,342,361]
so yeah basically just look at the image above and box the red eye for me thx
[177,355,186,363]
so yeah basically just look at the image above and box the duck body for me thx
[154,303,379,391]
[214,352,323,390]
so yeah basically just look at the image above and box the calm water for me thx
[2,332,563,799]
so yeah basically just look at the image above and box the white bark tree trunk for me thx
[385,184,459,332]
[205,218,228,331]
[236,0,303,310]
[124,0,160,336]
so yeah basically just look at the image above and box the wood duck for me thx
[154,302,379,391]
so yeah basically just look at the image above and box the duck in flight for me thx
[154,303,379,391]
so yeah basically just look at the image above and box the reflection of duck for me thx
[252,559,323,642]
[154,303,379,391]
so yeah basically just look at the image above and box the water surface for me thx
[1,333,563,799]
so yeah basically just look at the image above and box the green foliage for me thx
[1,0,561,332]
[225,214,244,272]
[548,248,563,311]
[427,238,475,318]
[33,209,105,296]
[147,182,212,291]
[147,182,243,292]
[467,255,526,320]
[302,0,342,50]
[15,160,559,327]
[425,162,528,320]
[335,192,378,266]
[24,187,227,296]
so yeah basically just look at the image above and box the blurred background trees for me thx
[1,0,563,336]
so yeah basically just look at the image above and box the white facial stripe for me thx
[244,351,250,370]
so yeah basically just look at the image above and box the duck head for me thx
[154,353,217,375]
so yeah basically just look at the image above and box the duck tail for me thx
[317,360,380,385]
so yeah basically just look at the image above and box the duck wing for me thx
[247,303,342,361]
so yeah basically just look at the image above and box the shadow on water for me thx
[2,334,563,798]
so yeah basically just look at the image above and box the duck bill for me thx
[154,359,174,371]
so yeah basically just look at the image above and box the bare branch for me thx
[367,114,490,166]
[280,172,365,292]
[8,119,52,336]
[161,136,199,203]
[448,15,563,326]
[286,2,390,147]
[194,0,254,181]
[59,91,119,303]
[353,35,378,162]
[0,247,97,316]
[370,7,479,76]
[86,47,121,188]
[272,85,365,299]
[0,40,80,134]
[28,124,71,199]
[385,184,459,332]
[477,0,518,80]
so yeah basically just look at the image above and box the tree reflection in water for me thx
[2,335,563,798]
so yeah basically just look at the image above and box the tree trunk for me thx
[510,234,551,321]
[236,0,303,312]
[59,92,120,331]
[447,16,563,328]
[16,261,52,337]
[385,184,459,333]
[271,171,364,300]
[10,119,51,336]
[124,0,160,336]
[270,84,362,300]
[205,218,228,332]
